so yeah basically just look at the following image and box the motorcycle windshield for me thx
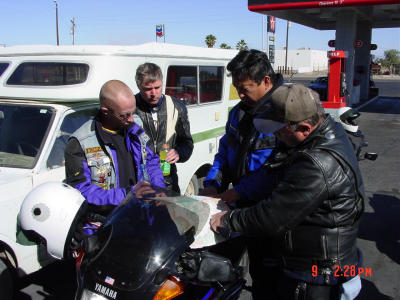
[87,196,209,291]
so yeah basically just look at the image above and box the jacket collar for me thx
[136,93,165,112]
[294,115,336,151]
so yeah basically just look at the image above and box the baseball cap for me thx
[253,84,321,134]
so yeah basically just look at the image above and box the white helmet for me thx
[335,107,360,133]
[18,182,86,259]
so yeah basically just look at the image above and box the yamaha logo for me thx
[94,283,118,299]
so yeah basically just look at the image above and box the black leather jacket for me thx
[134,94,193,193]
[223,115,365,272]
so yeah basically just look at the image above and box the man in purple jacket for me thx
[65,80,165,217]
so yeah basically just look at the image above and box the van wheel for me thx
[0,259,13,299]
[184,174,199,196]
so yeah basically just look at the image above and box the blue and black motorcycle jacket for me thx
[203,75,283,196]
[65,117,165,211]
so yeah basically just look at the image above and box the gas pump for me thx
[324,50,347,109]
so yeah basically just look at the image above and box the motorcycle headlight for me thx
[153,275,184,300]
[80,289,109,300]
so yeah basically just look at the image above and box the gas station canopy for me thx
[248,0,400,29]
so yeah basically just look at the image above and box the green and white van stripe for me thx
[192,126,225,143]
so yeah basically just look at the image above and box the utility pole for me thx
[262,16,264,51]
[53,0,59,46]
[70,18,76,45]
[285,20,290,73]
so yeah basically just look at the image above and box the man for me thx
[201,49,283,203]
[134,62,193,194]
[65,80,165,217]
[211,84,365,300]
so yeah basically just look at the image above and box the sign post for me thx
[269,44,275,64]
[266,16,276,65]
[156,24,165,43]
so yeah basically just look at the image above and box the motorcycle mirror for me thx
[197,252,236,283]
[364,152,378,161]
[83,225,112,258]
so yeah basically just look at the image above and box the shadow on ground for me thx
[358,193,400,265]
[13,260,76,300]
[356,279,394,300]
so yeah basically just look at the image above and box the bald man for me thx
[65,80,165,221]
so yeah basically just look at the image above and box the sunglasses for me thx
[106,107,135,121]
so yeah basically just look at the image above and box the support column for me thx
[335,10,357,106]
[355,20,372,101]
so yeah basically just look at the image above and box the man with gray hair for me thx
[210,84,365,300]
[134,63,193,194]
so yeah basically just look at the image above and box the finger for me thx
[210,217,219,233]
[136,187,156,198]
[166,154,179,163]
[166,150,179,162]
[169,157,179,164]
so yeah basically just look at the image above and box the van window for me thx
[166,66,198,105]
[0,104,54,168]
[47,107,98,169]
[7,62,89,86]
[199,66,224,103]
[0,63,9,77]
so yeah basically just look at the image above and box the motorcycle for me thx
[18,183,248,300]
[75,195,249,300]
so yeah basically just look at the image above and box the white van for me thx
[0,43,240,293]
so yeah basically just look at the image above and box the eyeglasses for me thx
[107,107,135,121]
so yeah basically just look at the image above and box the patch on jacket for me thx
[87,152,111,167]
[140,132,150,144]
[85,146,102,154]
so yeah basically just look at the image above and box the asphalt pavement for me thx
[353,96,400,300]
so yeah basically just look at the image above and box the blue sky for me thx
[1,0,399,58]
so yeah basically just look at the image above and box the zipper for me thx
[145,112,159,153]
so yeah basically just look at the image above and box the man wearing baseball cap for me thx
[211,84,365,300]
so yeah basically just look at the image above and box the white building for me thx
[272,48,328,73]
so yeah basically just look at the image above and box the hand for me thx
[219,188,240,206]
[132,181,155,198]
[155,191,167,197]
[199,186,218,197]
[165,148,179,164]
[210,210,228,233]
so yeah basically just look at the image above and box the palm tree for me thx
[236,40,248,51]
[205,34,216,48]
[219,43,232,49]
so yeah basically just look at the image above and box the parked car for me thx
[308,76,328,101]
